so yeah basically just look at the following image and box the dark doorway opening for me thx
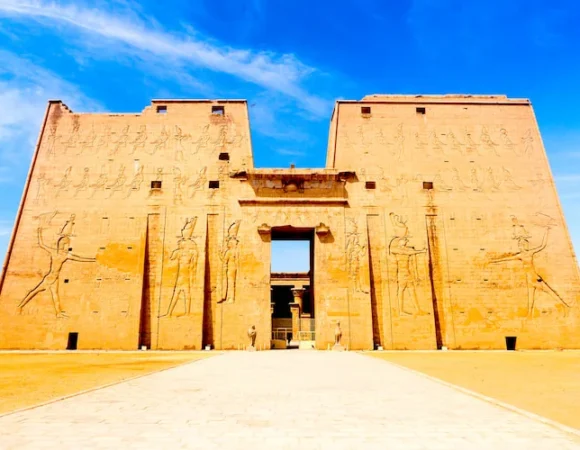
[270,226,314,348]
[505,336,517,351]
[67,332,79,350]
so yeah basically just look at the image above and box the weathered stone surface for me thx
[0,95,579,350]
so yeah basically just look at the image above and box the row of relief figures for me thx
[361,164,549,199]
[43,122,248,160]
[339,123,537,159]
[33,163,226,204]
[344,212,572,319]
[17,213,242,319]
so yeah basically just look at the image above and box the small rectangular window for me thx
[361,106,371,115]
[219,152,230,161]
[156,105,167,114]
[67,332,79,350]
[365,181,376,190]
[151,180,162,189]
[64,279,70,284]
[212,105,225,115]
[416,107,426,115]
[423,181,433,190]
[209,180,220,189]
[68,247,73,252]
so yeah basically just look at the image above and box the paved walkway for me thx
[1,351,578,449]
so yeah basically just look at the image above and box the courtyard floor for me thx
[0,350,579,449]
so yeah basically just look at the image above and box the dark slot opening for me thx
[212,105,225,115]
[66,332,79,350]
[505,336,517,351]
[64,279,69,284]
[218,152,230,161]
[209,180,220,189]
[365,181,376,190]
[416,107,426,114]
[361,106,371,115]
[156,105,167,114]
[151,180,162,189]
[423,181,434,190]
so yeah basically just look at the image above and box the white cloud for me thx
[276,149,306,157]
[0,0,330,117]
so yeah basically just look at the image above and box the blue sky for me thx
[0,0,579,271]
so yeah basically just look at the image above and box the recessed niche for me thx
[423,181,434,190]
[209,180,220,189]
[219,152,230,161]
[151,180,162,189]
[365,181,376,190]
[212,105,225,115]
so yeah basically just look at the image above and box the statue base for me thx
[332,344,345,352]
[247,345,256,352]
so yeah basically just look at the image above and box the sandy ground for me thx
[0,351,216,415]
[368,351,580,429]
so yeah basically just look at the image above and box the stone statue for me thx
[333,321,344,351]
[247,325,257,350]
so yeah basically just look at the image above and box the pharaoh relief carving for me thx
[89,169,108,199]
[159,217,199,317]
[195,124,211,154]
[173,126,191,161]
[488,214,570,317]
[106,165,127,198]
[18,212,96,318]
[345,218,369,294]
[34,172,50,205]
[73,168,90,197]
[96,126,112,154]
[480,126,500,156]
[78,125,97,155]
[150,126,170,155]
[388,213,428,316]
[173,167,186,205]
[46,126,60,158]
[62,122,80,154]
[109,125,130,156]
[218,220,241,304]
[125,165,145,198]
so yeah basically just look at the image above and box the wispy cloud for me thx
[0,0,331,117]
[0,50,100,178]
[276,149,306,157]
[555,174,580,183]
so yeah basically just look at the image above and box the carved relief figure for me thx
[18,213,96,318]
[78,126,96,155]
[89,170,108,199]
[393,123,405,159]
[173,167,186,205]
[451,168,468,191]
[107,165,127,198]
[130,125,148,155]
[96,126,112,153]
[195,124,211,154]
[345,219,369,294]
[46,126,60,158]
[219,220,241,304]
[480,126,499,156]
[430,130,445,153]
[447,130,463,152]
[489,217,569,317]
[62,123,80,153]
[389,213,427,316]
[160,217,199,317]
[150,126,169,154]
[34,172,50,205]
[464,129,479,154]
[214,125,228,153]
[125,165,144,198]
[521,129,534,156]
[188,166,207,198]
[173,126,191,161]
[73,168,90,197]
[54,166,72,198]
[110,125,129,156]
[499,128,515,151]
[500,167,521,191]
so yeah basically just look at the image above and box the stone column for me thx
[289,288,305,343]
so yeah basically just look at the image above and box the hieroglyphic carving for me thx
[96,126,112,154]
[18,212,96,318]
[78,126,96,155]
[447,130,463,152]
[489,215,569,317]
[393,123,405,160]
[500,167,521,191]
[73,168,90,197]
[62,123,80,154]
[214,124,227,154]
[389,213,427,316]
[54,167,72,198]
[464,128,479,154]
[195,124,210,154]
[160,217,199,317]
[107,165,126,198]
[499,128,515,152]
[218,220,241,304]
[188,167,207,198]
[345,218,369,294]
[173,126,191,161]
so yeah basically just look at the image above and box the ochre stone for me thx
[0,95,579,350]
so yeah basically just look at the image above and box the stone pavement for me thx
[1,351,579,449]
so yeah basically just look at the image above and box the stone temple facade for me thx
[0,95,579,350]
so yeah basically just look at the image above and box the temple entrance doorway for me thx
[270,227,314,350]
